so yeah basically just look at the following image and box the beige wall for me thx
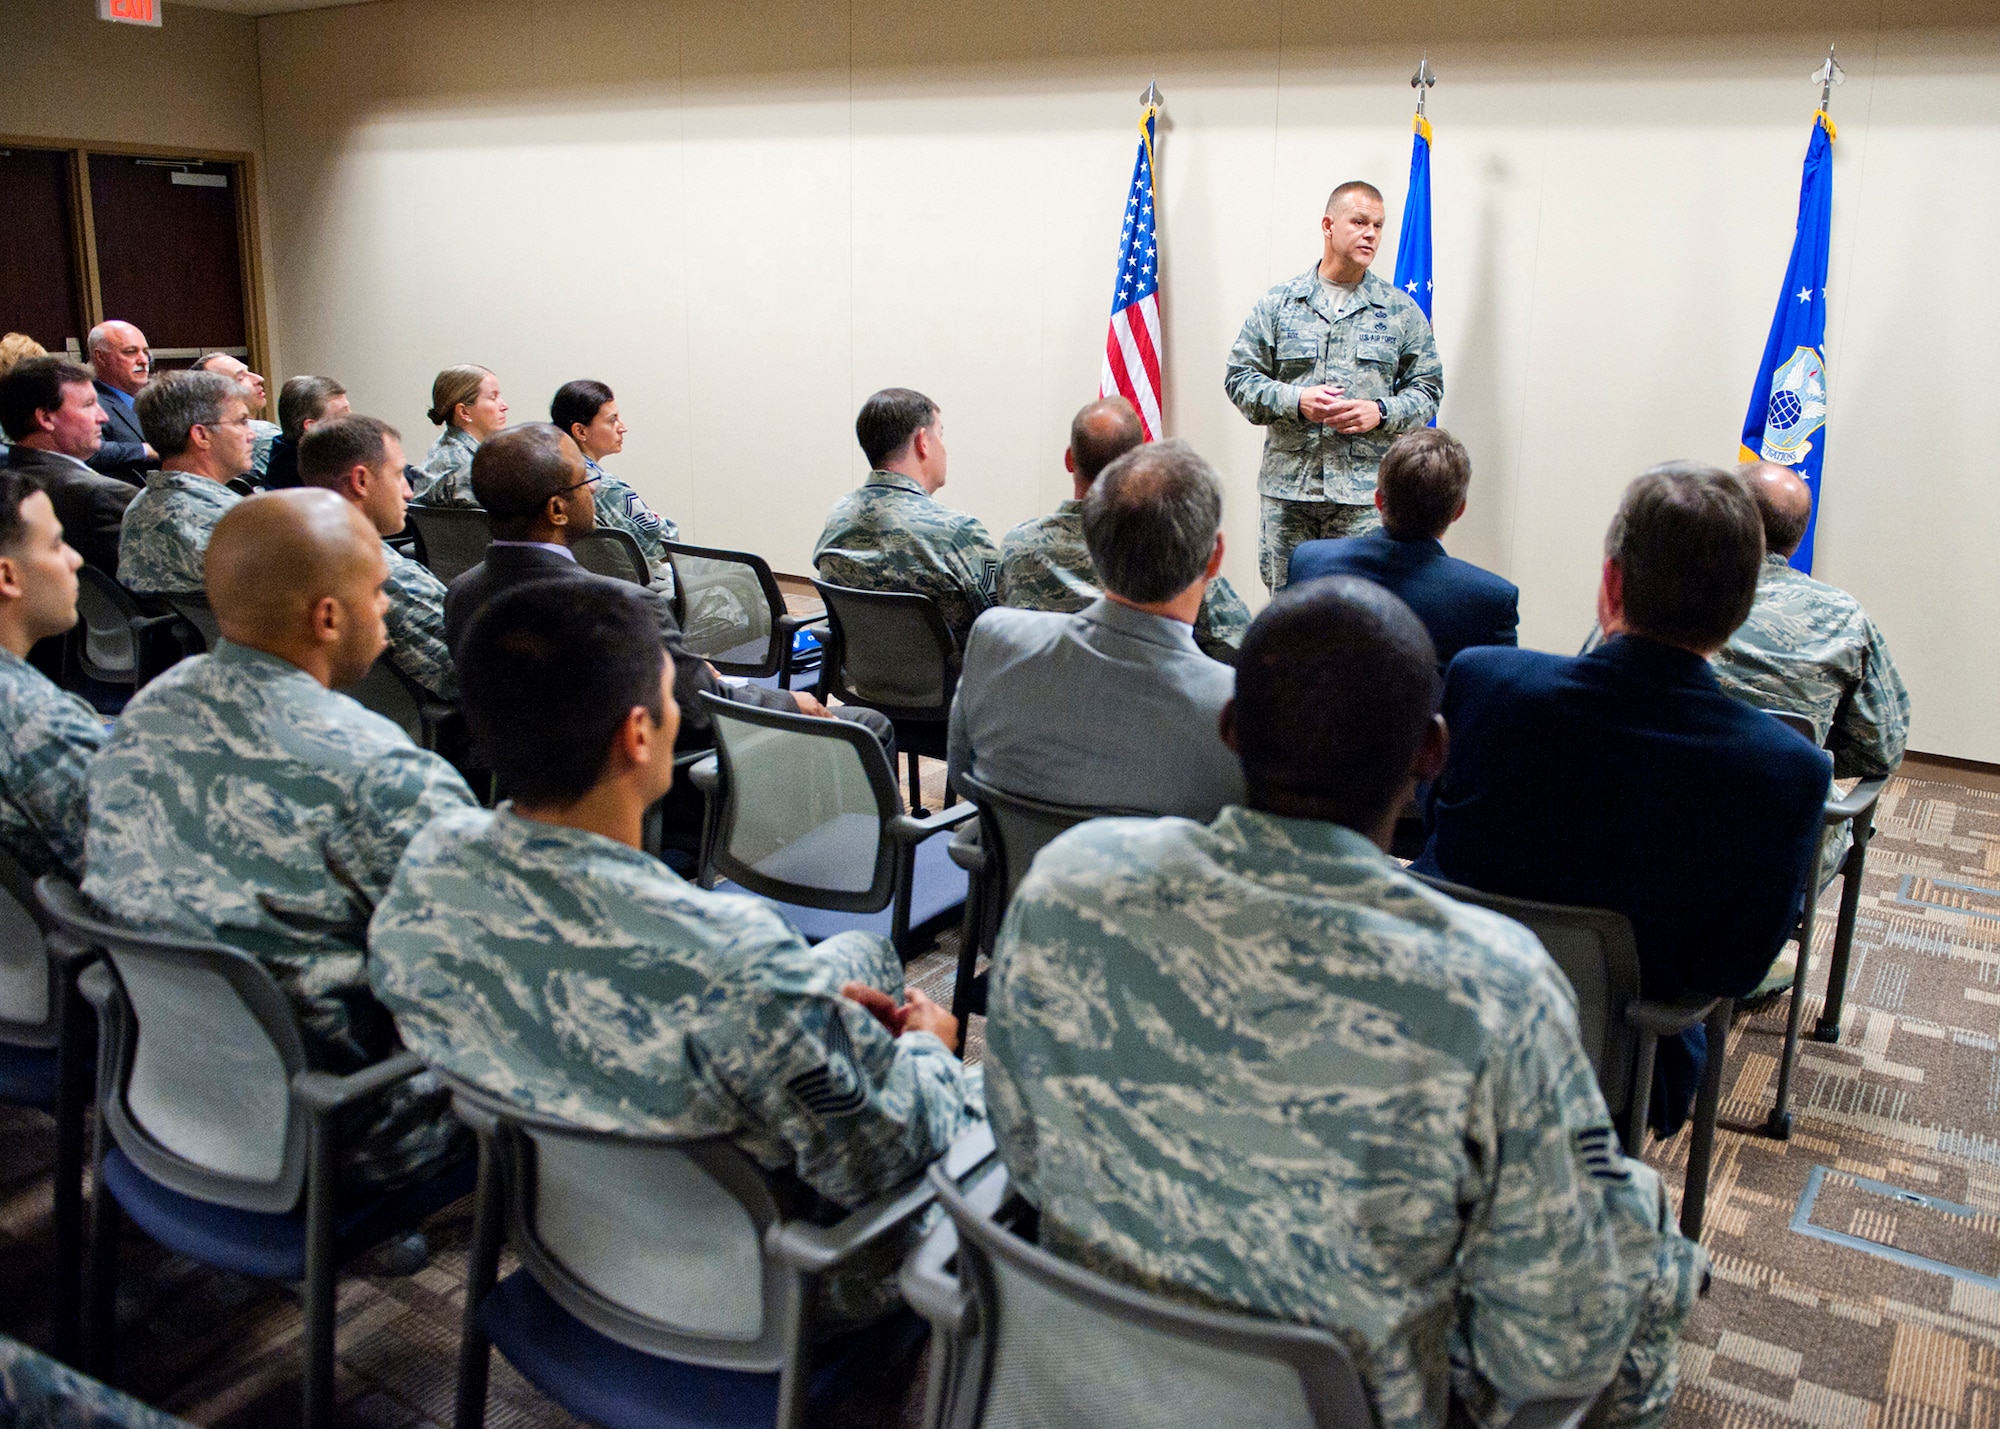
[0,0,266,154]
[246,0,1997,761]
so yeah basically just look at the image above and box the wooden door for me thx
[88,154,248,368]
[0,146,87,357]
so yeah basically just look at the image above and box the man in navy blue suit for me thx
[1416,462,1830,1132]
[1286,427,1517,668]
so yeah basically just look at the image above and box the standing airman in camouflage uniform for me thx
[1225,182,1443,591]
[984,578,1702,1429]
[85,491,473,1191]
[0,472,104,881]
[999,396,1252,663]
[1712,464,1909,779]
[298,414,457,700]
[814,388,999,653]
[372,579,980,1319]
[117,371,255,595]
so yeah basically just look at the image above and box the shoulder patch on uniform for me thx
[787,1012,869,1119]
[1574,1125,1632,1183]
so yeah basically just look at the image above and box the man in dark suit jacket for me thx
[1287,426,1517,667]
[1415,462,1830,1131]
[84,321,157,485]
[0,358,137,574]
[444,424,890,756]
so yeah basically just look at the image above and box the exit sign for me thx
[98,0,161,26]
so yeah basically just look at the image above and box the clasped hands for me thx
[842,981,960,1050]
[1299,384,1382,434]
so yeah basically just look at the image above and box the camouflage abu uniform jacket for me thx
[415,426,480,507]
[247,418,282,482]
[381,540,457,700]
[116,469,242,594]
[1224,267,1443,504]
[1710,553,1910,780]
[370,805,984,1212]
[813,469,1000,652]
[83,640,476,1190]
[997,499,1253,662]
[0,645,106,881]
[586,457,680,593]
[985,807,1704,1429]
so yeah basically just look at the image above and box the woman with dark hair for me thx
[550,379,678,589]
[418,364,507,506]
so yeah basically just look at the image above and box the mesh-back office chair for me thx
[571,528,650,586]
[36,880,473,1429]
[446,1074,988,1429]
[690,692,972,961]
[1413,877,1725,1239]
[405,505,493,583]
[810,581,957,813]
[159,593,220,651]
[901,1159,1383,1429]
[665,540,816,686]
[3,861,97,1365]
[337,656,457,753]
[71,568,187,692]
[1757,708,1895,1140]
[946,773,1143,1051]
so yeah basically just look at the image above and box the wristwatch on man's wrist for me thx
[1375,400,1389,424]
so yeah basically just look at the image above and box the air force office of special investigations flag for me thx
[1393,113,1434,322]
[1100,100,1166,441]
[1740,111,1835,572]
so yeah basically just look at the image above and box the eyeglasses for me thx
[551,472,601,498]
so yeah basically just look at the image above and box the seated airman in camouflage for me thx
[299,414,456,701]
[191,353,283,483]
[85,489,474,1192]
[997,396,1251,664]
[116,370,251,595]
[1713,462,1909,779]
[370,579,983,1316]
[414,365,506,507]
[552,379,680,594]
[0,467,105,881]
[813,387,1000,654]
[951,437,1245,819]
[984,576,1705,1429]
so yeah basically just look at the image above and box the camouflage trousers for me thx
[1258,496,1382,592]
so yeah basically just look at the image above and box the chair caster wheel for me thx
[1763,1110,1793,1140]
[1811,1021,1841,1044]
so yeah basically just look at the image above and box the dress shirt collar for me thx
[488,540,576,562]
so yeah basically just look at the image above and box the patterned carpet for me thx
[2,761,1995,1427]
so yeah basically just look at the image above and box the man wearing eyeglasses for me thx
[117,370,254,596]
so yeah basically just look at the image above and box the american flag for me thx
[1099,100,1164,440]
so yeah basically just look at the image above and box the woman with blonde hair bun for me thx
[415,363,507,506]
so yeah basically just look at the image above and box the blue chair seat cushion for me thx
[99,1147,475,1282]
[481,1268,926,1429]
[717,833,967,944]
[0,1042,59,1110]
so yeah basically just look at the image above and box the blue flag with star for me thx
[1393,113,1434,322]
[1740,111,1835,572]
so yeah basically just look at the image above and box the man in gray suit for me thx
[947,438,1245,819]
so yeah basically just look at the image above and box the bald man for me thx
[997,397,1251,662]
[84,488,475,1192]
[192,351,283,481]
[85,319,157,484]
[1712,463,1910,780]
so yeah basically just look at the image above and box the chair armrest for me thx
[1825,776,1889,826]
[770,1122,998,1275]
[76,959,117,1012]
[947,820,985,874]
[1625,996,1719,1038]
[292,1049,426,1118]
[767,1171,937,1275]
[43,927,100,972]
[898,1211,967,1332]
[686,755,719,794]
[887,802,980,847]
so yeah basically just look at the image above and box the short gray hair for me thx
[1082,438,1222,603]
[136,370,240,459]
[86,322,113,355]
